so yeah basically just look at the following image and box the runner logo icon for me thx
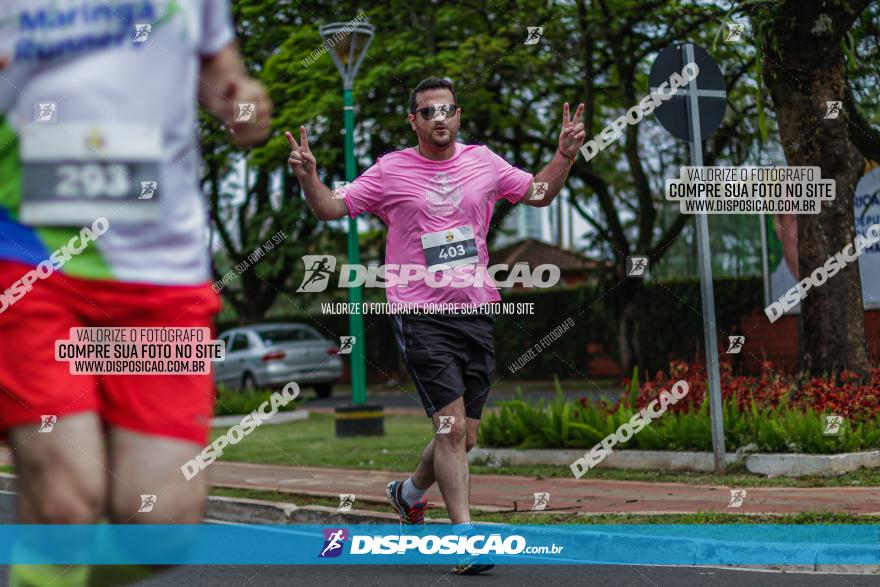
[824,101,842,119]
[824,415,844,435]
[627,256,648,277]
[319,529,348,558]
[726,336,744,354]
[525,27,543,45]
[35,102,57,123]
[337,336,355,355]
[297,255,337,292]
[725,23,744,42]
[530,182,549,202]
[338,494,355,512]
[133,24,152,42]
[531,492,550,511]
[431,104,456,121]
[139,181,158,199]
[332,181,350,200]
[437,415,455,434]
[38,415,57,433]
[235,102,256,123]
[138,494,157,513]
[728,489,746,508]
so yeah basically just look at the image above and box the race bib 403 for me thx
[420,225,479,270]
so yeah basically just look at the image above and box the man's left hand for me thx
[558,102,586,159]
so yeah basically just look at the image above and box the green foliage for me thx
[626,366,639,408]
[479,385,880,455]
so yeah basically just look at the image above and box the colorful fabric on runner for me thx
[342,142,533,307]
[0,0,234,285]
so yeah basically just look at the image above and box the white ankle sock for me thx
[401,476,427,505]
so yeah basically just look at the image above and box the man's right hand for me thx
[284,125,348,220]
[285,126,316,179]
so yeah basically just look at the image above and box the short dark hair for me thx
[409,77,457,114]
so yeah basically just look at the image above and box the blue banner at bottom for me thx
[0,524,878,565]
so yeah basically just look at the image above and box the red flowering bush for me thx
[623,361,880,423]
[484,366,880,453]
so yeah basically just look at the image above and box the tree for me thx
[746,0,878,376]
[202,2,351,324]
[554,0,762,372]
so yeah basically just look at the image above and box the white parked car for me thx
[215,323,343,397]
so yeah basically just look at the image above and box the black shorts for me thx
[390,312,495,419]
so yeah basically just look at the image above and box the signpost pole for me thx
[682,43,726,474]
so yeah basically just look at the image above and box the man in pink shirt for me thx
[286,77,584,574]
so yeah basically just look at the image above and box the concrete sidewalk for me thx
[206,461,880,515]
[3,446,878,515]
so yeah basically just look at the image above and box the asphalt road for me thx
[1,493,876,586]
[2,559,878,586]
[131,565,880,586]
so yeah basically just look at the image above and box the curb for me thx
[469,448,880,477]
[209,480,508,514]
[205,495,451,524]
[211,409,309,428]
[746,451,880,476]
[560,526,880,574]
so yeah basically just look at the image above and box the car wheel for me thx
[241,372,258,392]
[314,383,333,399]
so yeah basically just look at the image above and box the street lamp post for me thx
[320,21,383,436]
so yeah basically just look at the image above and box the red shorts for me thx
[0,261,221,445]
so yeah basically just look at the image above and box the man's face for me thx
[408,88,460,150]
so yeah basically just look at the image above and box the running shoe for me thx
[385,480,428,525]
[452,555,495,575]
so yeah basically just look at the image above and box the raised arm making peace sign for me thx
[285,125,317,179]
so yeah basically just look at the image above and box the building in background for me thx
[495,195,580,250]
[489,238,607,289]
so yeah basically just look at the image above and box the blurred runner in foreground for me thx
[0,1,271,584]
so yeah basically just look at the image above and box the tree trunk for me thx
[615,278,646,374]
[757,1,870,377]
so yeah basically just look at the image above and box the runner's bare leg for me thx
[426,398,475,523]
[10,412,106,523]
[82,427,210,586]
[413,416,480,491]
[8,413,104,587]
[106,427,208,524]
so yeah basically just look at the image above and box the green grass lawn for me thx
[213,413,433,471]
[212,413,880,488]
[209,487,880,525]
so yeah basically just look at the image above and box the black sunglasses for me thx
[414,103,459,121]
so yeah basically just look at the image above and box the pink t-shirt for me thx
[343,143,533,306]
